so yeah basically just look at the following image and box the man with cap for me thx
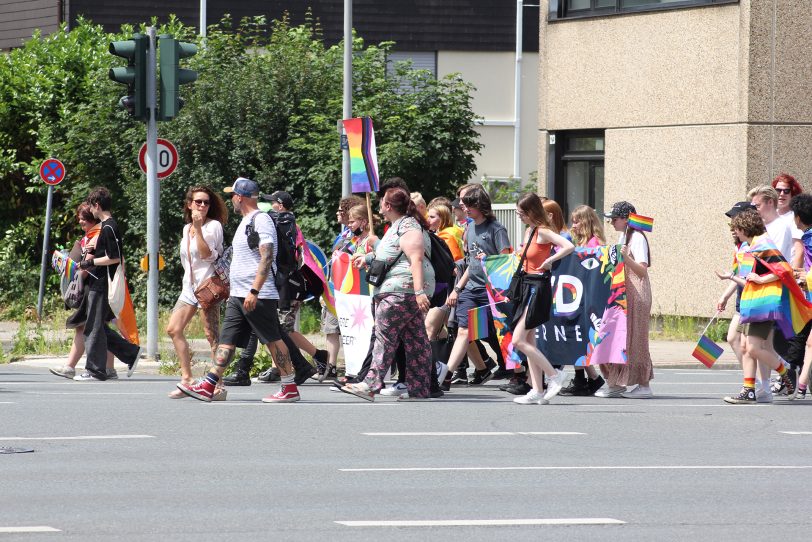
[224,190,329,385]
[178,177,301,403]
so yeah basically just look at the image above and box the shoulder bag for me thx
[189,226,229,311]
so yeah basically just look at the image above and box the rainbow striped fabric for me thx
[627,213,653,232]
[342,117,379,194]
[468,305,490,341]
[739,234,812,338]
[302,240,335,315]
[692,334,723,368]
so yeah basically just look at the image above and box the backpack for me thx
[267,210,307,304]
[426,229,455,285]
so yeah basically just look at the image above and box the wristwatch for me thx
[454,286,463,294]
[249,288,259,296]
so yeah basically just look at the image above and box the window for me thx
[551,132,605,218]
[549,0,738,20]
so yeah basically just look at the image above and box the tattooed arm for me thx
[244,241,275,312]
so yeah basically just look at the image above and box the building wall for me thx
[438,51,539,184]
[0,0,58,50]
[538,0,812,316]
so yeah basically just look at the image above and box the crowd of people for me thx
[51,172,812,406]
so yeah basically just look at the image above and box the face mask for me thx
[352,227,363,236]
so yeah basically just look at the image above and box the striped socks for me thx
[744,378,755,390]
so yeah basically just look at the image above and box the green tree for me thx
[0,14,482,312]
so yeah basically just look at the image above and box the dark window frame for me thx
[552,130,605,218]
[549,0,739,21]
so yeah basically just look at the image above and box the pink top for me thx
[585,236,602,248]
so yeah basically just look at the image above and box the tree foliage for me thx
[0,14,482,313]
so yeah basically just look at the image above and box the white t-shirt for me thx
[619,230,649,266]
[229,211,278,299]
[779,210,803,260]
[765,216,793,262]
[180,220,224,293]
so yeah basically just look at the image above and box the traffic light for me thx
[109,33,148,120]
[158,35,198,121]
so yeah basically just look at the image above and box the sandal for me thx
[168,387,187,399]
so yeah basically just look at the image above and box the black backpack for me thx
[425,229,455,285]
[268,210,308,305]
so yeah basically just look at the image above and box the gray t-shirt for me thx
[372,216,435,295]
[465,219,511,290]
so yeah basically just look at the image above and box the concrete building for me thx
[538,0,812,316]
[0,0,540,186]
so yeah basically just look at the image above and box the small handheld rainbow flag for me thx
[692,334,723,368]
[468,305,490,341]
[342,117,379,194]
[628,213,653,232]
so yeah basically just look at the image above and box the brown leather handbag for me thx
[188,231,229,310]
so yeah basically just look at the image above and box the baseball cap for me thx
[224,177,259,198]
[451,198,462,209]
[261,190,294,210]
[725,201,755,218]
[604,201,636,219]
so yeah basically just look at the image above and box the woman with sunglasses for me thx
[167,186,228,399]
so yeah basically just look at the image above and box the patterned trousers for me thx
[366,292,432,398]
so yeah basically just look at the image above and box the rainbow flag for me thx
[303,240,335,315]
[467,306,490,341]
[51,250,79,282]
[740,234,812,338]
[692,334,724,368]
[481,254,520,302]
[343,117,379,194]
[627,213,653,232]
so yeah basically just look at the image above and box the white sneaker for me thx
[436,362,449,385]
[379,382,408,397]
[543,369,568,401]
[594,385,627,398]
[756,389,773,403]
[50,366,76,379]
[73,372,102,381]
[127,347,143,378]
[514,389,548,405]
[621,385,653,399]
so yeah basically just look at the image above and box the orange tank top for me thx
[523,232,552,274]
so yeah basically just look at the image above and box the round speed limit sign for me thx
[138,138,179,179]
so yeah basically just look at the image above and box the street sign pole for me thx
[341,0,352,198]
[145,26,160,359]
[36,185,54,323]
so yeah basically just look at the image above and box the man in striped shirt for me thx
[177,177,300,403]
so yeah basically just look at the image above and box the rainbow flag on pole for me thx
[342,117,379,194]
[468,305,490,341]
[692,334,724,368]
[627,213,653,232]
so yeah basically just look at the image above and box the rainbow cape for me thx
[627,213,653,232]
[739,234,812,338]
[343,117,379,194]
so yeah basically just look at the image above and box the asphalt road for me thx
[1,365,811,541]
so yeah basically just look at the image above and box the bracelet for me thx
[249,288,259,296]
[414,289,425,296]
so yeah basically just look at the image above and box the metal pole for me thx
[341,0,352,197]
[199,0,207,37]
[146,27,160,359]
[36,185,54,323]
[514,0,523,181]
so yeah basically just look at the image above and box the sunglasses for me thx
[193,199,210,206]
[775,188,792,195]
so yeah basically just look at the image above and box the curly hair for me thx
[183,186,228,225]
[730,209,766,238]
[790,193,812,227]
[338,195,365,216]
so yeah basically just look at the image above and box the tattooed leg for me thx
[201,305,221,358]
[210,345,236,378]
[269,340,292,376]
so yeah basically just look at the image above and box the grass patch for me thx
[651,313,729,342]
[10,315,72,359]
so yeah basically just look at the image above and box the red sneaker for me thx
[177,379,215,402]
[261,383,300,403]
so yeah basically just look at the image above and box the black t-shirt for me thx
[88,218,122,292]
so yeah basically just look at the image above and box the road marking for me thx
[0,402,15,404]
[0,526,61,533]
[780,431,812,435]
[575,404,730,408]
[25,392,154,396]
[340,465,812,472]
[213,402,399,407]
[363,432,585,436]
[0,434,154,441]
[336,518,625,527]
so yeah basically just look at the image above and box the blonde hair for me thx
[347,204,379,231]
[410,192,426,209]
[570,205,605,247]
[747,185,779,206]
[427,201,453,231]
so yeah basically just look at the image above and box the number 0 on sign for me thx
[138,139,179,179]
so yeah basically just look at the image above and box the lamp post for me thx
[342,0,352,197]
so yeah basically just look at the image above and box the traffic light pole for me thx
[145,26,160,359]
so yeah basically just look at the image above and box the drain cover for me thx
[0,447,34,454]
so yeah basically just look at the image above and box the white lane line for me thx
[213,402,399,407]
[780,431,812,435]
[25,392,154,396]
[0,434,154,441]
[336,518,625,527]
[0,526,61,533]
[0,402,15,404]
[575,404,730,408]
[340,465,812,472]
[363,432,585,436]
